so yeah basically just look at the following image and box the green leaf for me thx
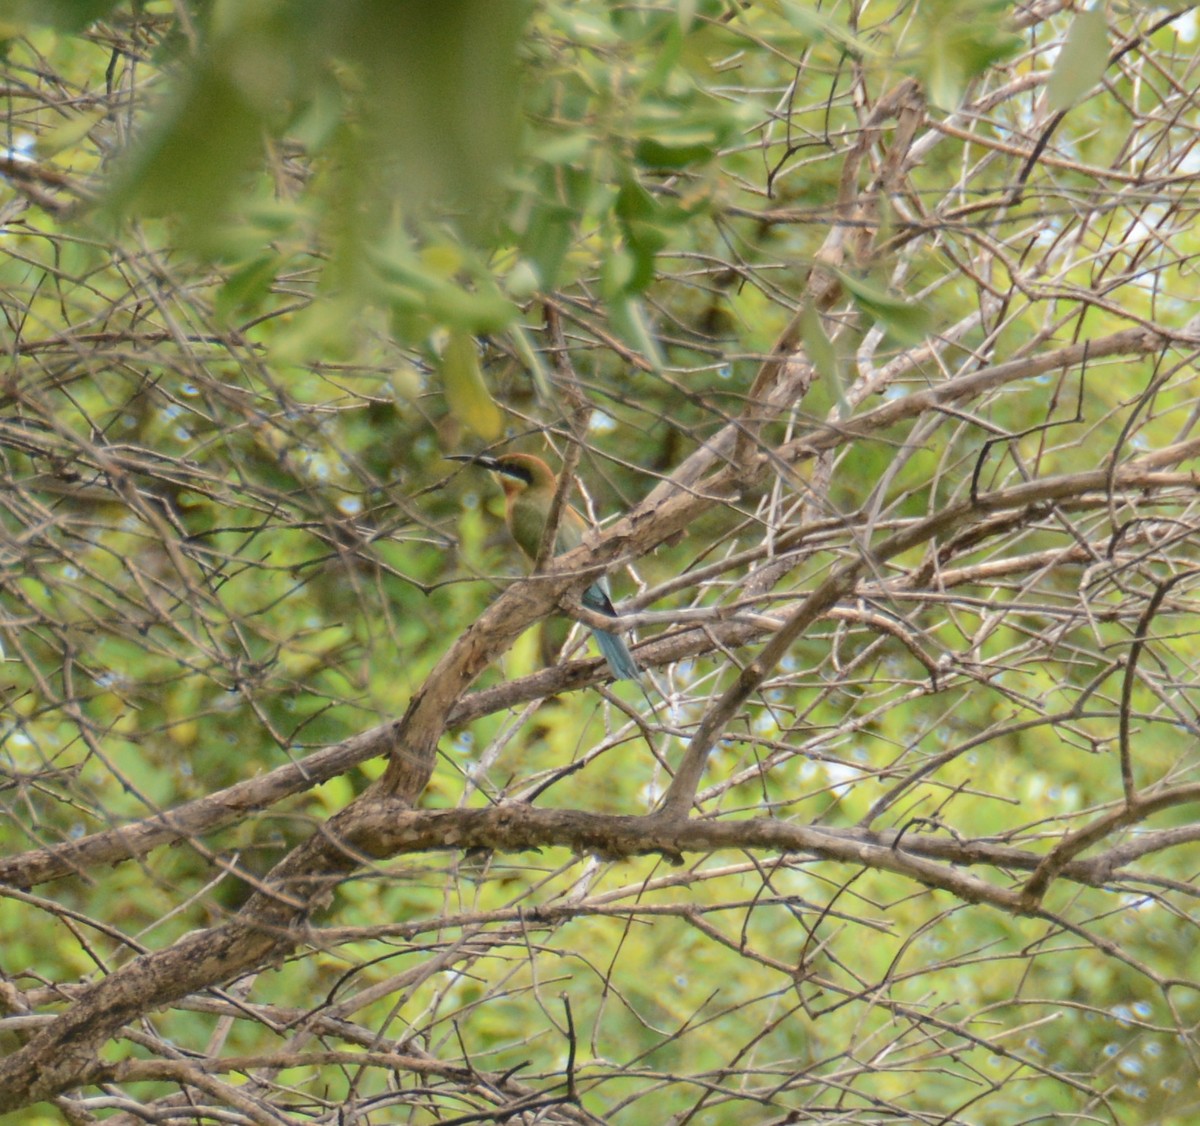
[623,225,666,292]
[35,108,106,158]
[800,301,845,414]
[390,361,423,402]
[267,297,358,364]
[108,64,263,228]
[909,0,1023,110]
[426,284,515,334]
[638,18,683,94]
[608,297,663,372]
[440,331,503,440]
[634,127,716,169]
[214,255,279,324]
[615,175,675,291]
[601,249,637,299]
[1046,10,1109,112]
[780,1,879,58]
[532,133,592,165]
[420,244,465,279]
[520,199,578,291]
[508,322,551,401]
[344,0,529,218]
[0,0,123,35]
[835,270,932,346]
[615,176,660,223]
[503,259,541,302]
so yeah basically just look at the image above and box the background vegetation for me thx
[1,1,1200,1122]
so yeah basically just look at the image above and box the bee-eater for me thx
[446,452,641,682]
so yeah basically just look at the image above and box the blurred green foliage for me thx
[1,1,1200,1122]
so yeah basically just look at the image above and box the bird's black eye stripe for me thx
[497,463,534,485]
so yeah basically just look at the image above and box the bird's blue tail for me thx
[594,627,641,681]
[582,578,642,681]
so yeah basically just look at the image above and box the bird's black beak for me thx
[445,453,535,486]
[444,453,501,471]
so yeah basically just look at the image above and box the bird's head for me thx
[445,451,556,496]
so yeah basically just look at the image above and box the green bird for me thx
[447,452,641,681]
